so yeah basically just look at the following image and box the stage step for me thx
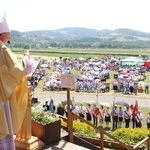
[42,139,90,150]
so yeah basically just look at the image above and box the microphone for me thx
[8,41,13,52]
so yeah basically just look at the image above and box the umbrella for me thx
[79,57,84,61]
[40,64,48,68]
[94,67,99,71]
[94,71,100,76]
[115,101,129,107]
[47,59,52,63]
[99,102,111,107]
[137,75,144,80]
[50,79,57,83]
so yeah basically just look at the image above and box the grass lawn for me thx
[14,48,150,57]
[32,102,41,107]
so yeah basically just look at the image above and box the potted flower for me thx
[31,107,61,145]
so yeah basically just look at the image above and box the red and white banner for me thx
[132,99,138,117]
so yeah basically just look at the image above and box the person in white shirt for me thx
[118,106,124,128]
[145,81,149,94]
[72,104,79,120]
[104,107,111,128]
[124,107,132,128]
[111,106,119,129]
[92,104,98,126]
[98,105,105,127]
[146,112,150,129]
[86,104,93,122]
[78,104,86,119]
[135,110,143,128]
[72,104,79,115]
[65,104,72,117]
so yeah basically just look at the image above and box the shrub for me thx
[112,127,149,143]
[61,120,98,138]
[73,121,97,138]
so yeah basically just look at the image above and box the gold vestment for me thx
[0,43,28,140]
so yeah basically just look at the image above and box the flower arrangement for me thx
[31,107,59,125]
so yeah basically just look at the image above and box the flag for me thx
[132,99,138,117]
[111,97,115,114]
[94,94,100,116]
[71,96,76,111]
[94,107,100,116]
[95,93,99,107]
[49,99,54,113]
[122,99,125,117]
[130,104,134,111]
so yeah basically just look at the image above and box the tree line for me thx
[10,29,150,49]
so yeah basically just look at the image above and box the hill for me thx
[10,27,150,49]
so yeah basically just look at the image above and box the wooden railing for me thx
[59,113,150,150]
[133,136,150,150]
[60,87,150,149]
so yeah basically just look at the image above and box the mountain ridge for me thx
[22,27,150,37]
[11,27,150,49]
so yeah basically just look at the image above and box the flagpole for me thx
[96,89,99,107]
[112,96,115,130]
[113,96,115,112]
[123,96,125,124]
[113,96,116,113]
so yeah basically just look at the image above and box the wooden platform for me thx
[42,139,90,150]
[41,130,91,150]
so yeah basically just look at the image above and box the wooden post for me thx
[15,77,45,150]
[148,134,150,150]
[61,74,75,143]
[100,132,104,150]
[67,88,74,143]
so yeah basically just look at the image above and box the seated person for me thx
[138,84,142,92]
[57,104,65,116]
[43,101,49,111]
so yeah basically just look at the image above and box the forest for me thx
[10,27,150,49]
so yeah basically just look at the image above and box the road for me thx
[33,90,150,108]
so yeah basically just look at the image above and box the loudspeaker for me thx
[32,98,38,103]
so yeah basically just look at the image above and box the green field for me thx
[14,48,150,58]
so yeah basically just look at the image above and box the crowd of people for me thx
[42,98,150,130]
[39,54,150,98]
[112,65,149,95]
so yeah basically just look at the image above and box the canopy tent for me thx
[120,57,144,66]
[144,59,150,67]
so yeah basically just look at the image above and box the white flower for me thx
[31,106,59,125]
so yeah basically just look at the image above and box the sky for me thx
[2,0,150,33]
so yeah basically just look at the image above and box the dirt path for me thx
[33,90,150,108]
